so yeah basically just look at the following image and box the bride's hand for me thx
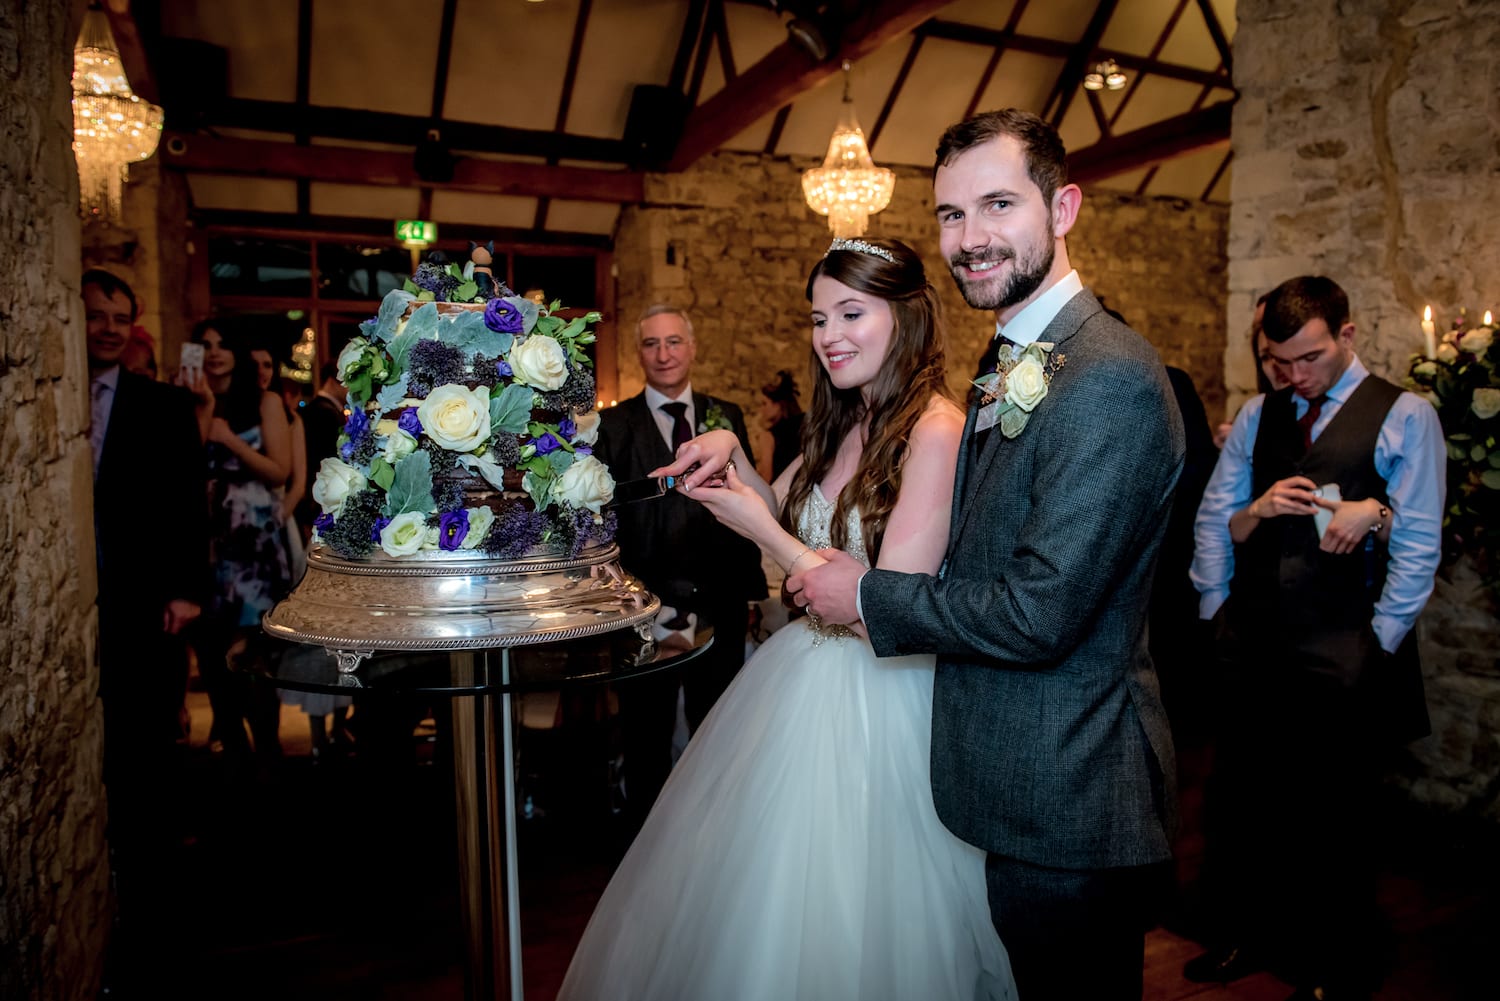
[650,429,740,489]
[689,463,775,542]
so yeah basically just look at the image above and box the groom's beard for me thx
[948,229,1055,313]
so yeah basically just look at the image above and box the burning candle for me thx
[1486,310,1494,328]
[1422,305,1436,358]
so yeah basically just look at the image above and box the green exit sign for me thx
[395,219,437,247]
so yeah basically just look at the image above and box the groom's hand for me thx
[787,548,865,627]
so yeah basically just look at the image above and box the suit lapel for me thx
[628,394,673,472]
[948,289,1103,548]
[98,369,136,487]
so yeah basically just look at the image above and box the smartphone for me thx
[179,342,204,383]
[1313,483,1341,538]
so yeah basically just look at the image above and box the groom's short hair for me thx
[1261,276,1350,343]
[933,109,1069,206]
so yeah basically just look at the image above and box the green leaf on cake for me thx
[454,280,479,303]
[367,289,415,344]
[369,456,396,491]
[490,383,534,436]
[388,303,439,371]
[446,310,511,359]
[384,450,434,517]
[547,449,575,475]
[374,374,411,414]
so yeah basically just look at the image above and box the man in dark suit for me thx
[594,305,767,825]
[791,110,1184,1000]
[84,270,207,929]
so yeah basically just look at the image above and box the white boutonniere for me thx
[972,341,1066,438]
[698,400,733,433]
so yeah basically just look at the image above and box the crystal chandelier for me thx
[72,7,164,224]
[801,62,894,238]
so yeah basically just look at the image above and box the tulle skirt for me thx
[558,620,1015,1001]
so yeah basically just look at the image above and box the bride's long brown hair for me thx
[780,238,951,562]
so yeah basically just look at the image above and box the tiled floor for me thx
[102,687,1497,1000]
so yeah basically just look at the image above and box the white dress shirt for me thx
[644,383,695,452]
[1189,355,1445,652]
[90,364,121,479]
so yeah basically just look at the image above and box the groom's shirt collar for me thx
[994,269,1083,348]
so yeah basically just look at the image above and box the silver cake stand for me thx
[263,542,683,1001]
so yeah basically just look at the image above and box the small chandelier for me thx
[1082,59,1127,92]
[72,6,164,224]
[801,62,894,238]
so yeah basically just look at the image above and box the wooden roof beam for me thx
[201,99,633,164]
[102,0,159,104]
[668,0,956,171]
[919,20,1231,89]
[1068,100,1232,183]
[160,132,645,204]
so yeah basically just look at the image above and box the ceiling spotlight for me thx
[1082,59,1127,92]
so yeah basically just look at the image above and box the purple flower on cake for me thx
[533,431,564,456]
[484,298,524,334]
[495,359,513,378]
[438,510,470,551]
[559,416,576,439]
[398,407,422,436]
[575,445,592,456]
[371,515,392,542]
[313,512,335,536]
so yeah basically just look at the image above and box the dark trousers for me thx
[986,854,1167,1001]
[1198,663,1383,991]
[617,600,749,828]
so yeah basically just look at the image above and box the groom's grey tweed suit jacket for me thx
[863,289,1184,870]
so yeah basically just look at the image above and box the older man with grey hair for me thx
[594,304,766,828]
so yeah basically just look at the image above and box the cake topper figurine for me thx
[469,241,496,299]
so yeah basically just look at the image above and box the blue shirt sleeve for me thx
[1190,396,1264,619]
[1370,392,1446,652]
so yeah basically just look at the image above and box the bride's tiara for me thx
[826,238,896,264]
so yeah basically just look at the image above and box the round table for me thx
[248,628,713,1001]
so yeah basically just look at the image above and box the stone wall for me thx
[0,0,112,997]
[614,151,1227,423]
[1230,0,1500,816]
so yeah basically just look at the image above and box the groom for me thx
[790,110,1184,999]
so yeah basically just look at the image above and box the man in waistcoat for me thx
[1186,275,1445,1001]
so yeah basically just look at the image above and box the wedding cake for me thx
[309,258,617,561]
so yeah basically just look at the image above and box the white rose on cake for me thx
[554,454,615,513]
[381,429,419,463]
[337,337,370,379]
[461,506,495,549]
[418,384,491,452]
[572,409,600,445]
[509,335,569,390]
[380,511,430,557]
[312,457,368,515]
[1005,356,1049,412]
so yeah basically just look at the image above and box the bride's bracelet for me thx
[785,547,816,576]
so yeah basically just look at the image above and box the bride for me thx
[558,238,1015,1001]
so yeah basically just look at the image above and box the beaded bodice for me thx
[795,484,867,643]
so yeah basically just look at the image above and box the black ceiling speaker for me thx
[414,129,457,184]
[765,0,837,60]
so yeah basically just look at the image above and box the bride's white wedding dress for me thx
[558,486,1015,1001]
